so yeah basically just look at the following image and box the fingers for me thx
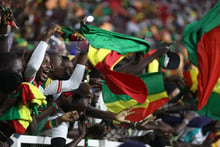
[127,111,135,116]
[141,115,155,126]
[63,110,80,122]
[122,119,131,123]
[120,106,135,116]
[80,17,87,26]
[71,111,79,121]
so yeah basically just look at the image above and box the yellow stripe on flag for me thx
[213,78,220,95]
[147,91,168,102]
[88,46,111,66]
[23,82,47,106]
[17,103,32,129]
[148,59,159,73]
[189,67,199,93]
[88,45,128,69]
[105,99,138,113]
[105,91,168,114]
[187,67,220,94]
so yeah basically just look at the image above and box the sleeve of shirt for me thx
[44,64,85,96]
[24,41,48,81]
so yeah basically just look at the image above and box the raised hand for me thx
[115,107,135,123]
[42,23,59,42]
[71,33,89,54]
[80,16,87,27]
[159,42,176,50]
[156,42,176,58]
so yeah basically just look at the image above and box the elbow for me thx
[25,66,38,77]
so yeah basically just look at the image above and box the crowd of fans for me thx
[0,0,220,147]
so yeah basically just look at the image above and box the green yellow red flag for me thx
[183,1,220,110]
[0,82,46,134]
[102,72,169,122]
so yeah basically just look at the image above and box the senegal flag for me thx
[183,1,220,110]
[102,72,169,122]
[0,82,46,134]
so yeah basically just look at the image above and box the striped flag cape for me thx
[183,1,220,110]
[184,67,220,121]
[58,24,151,104]
[102,72,169,122]
[0,82,47,134]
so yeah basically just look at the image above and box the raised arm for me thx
[114,45,169,75]
[24,24,58,81]
[44,36,89,96]
[0,7,12,52]
[86,105,133,123]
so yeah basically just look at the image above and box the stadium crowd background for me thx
[1,0,220,146]
[5,0,217,76]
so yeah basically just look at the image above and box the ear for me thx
[50,64,55,72]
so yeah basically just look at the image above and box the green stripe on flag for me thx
[80,24,151,55]
[183,1,220,66]
[0,105,20,120]
[102,72,165,103]
[197,92,220,121]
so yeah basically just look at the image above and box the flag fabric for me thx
[182,1,220,110]
[81,24,151,104]
[88,46,148,104]
[58,25,151,104]
[102,72,169,122]
[183,67,220,121]
[183,67,199,93]
[0,82,46,134]
[79,24,151,55]
[80,24,152,104]
[197,92,220,121]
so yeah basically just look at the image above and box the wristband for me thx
[46,120,55,129]
[52,102,58,110]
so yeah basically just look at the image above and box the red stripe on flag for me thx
[126,97,169,122]
[183,70,193,88]
[197,25,220,110]
[96,62,148,104]
[9,120,26,134]
[104,51,122,68]
[17,83,35,105]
